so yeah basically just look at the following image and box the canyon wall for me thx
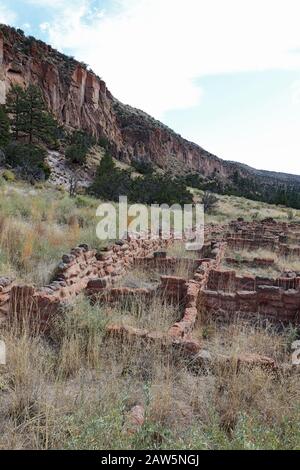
[1,24,300,188]
[0,25,257,180]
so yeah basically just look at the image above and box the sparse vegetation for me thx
[0,105,10,148]
[202,191,218,214]
[90,152,193,205]
[65,130,96,165]
[1,84,59,181]
[0,295,299,450]
[1,22,300,452]
[0,182,105,284]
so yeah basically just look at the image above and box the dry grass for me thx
[98,293,182,334]
[0,291,299,450]
[1,180,300,449]
[190,189,300,225]
[0,182,106,285]
[167,240,199,259]
[223,247,300,277]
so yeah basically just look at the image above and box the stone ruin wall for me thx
[203,269,300,324]
[1,218,300,353]
[0,235,174,329]
[201,218,300,324]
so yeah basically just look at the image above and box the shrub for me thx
[4,142,50,181]
[131,174,193,205]
[89,152,132,201]
[89,152,193,205]
[65,144,87,165]
[65,130,96,166]
[202,191,218,213]
[1,169,15,182]
[98,136,110,150]
[132,159,155,175]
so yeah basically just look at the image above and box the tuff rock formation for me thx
[1,23,300,187]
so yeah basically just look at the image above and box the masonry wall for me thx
[207,268,300,292]
[0,277,15,321]
[202,287,300,323]
[4,235,174,329]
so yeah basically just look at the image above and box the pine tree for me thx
[6,84,58,144]
[99,150,116,173]
[0,105,10,148]
[22,84,47,143]
[89,151,130,201]
[5,85,26,141]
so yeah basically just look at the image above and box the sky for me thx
[1,0,300,175]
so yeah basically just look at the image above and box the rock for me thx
[78,243,89,252]
[115,240,126,246]
[62,254,76,264]
[197,349,212,360]
[0,277,13,288]
[96,251,113,261]
[87,277,111,289]
[237,353,277,370]
[154,251,167,259]
[123,405,145,435]
[0,24,287,188]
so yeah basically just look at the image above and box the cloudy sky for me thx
[1,0,300,174]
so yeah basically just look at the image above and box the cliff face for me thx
[0,24,234,179]
[0,25,123,147]
[0,24,299,186]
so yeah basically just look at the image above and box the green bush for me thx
[65,130,96,165]
[65,144,87,165]
[0,105,10,148]
[89,152,193,205]
[132,159,155,175]
[4,142,50,181]
[89,151,132,201]
[1,169,15,182]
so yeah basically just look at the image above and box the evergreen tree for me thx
[89,152,193,205]
[5,141,50,181]
[5,85,26,141]
[65,130,96,165]
[89,151,131,201]
[22,84,48,143]
[98,150,116,173]
[0,105,10,148]
[6,84,58,145]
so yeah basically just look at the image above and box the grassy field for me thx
[190,188,300,225]
[0,180,107,285]
[0,178,300,450]
[1,179,299,286]
[222,247,300,278]
[0,296,299,450]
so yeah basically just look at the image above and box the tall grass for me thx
[0,290,299,450]
[0,183,105,285]
[1,180,300,449]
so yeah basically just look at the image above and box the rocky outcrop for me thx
[2,24,299,186]
[0,25,122,147]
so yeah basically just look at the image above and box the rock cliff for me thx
[0,23,299,187]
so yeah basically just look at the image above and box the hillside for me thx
[0,178,300,450]
[1,23,300,196]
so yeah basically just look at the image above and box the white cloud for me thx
[25,0,300,119]
[0,4,16,25]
